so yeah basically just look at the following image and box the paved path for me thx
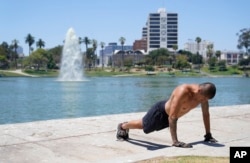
[0,104,250,163]
[0,69,37,77]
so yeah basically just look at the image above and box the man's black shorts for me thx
[142,100,169,134]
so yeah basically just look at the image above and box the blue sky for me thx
[1,0,249,55]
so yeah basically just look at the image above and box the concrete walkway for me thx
[0,104,250,163]
[0,69,37,77]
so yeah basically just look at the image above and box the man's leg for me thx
[122,119,143,130]
[116,119,143,140]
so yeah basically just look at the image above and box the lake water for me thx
[0,76,249,124]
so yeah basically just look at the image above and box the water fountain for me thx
[58,28,84,81]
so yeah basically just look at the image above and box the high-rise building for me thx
[146,8,178,52]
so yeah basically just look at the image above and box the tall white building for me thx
[145,8,178,52]
[184,40,213,58]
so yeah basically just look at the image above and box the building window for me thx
[150,45,160,48]
[150,17,160,21]
[150,25,160,28]
[150,22,160,25]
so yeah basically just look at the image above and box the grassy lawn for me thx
[24,69,59,77]
[0,65,245,77]
[137,156,229,163]
[202,66,243,76]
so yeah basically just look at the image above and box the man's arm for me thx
[168,116,178,144]
[201,101,217,142]
[201,101,210,134]
[168,87,192,148]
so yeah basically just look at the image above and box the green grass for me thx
[202,66,243,76]
[23,69,59,77]
[137,156,229,163]
[0,65,245,78]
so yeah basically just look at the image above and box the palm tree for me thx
[12,39,19,69]
[82,37,91,52]
[195,37,202,71]
[215,50,221,60]
[206,44,214,59]
[119,37,126,68]
[25,33,35,55]
[195,37,201,54]
[100,42,105,69]
[36,38,45,49]
[92,39,98,67]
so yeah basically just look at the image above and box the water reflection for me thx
[0,77,249,124]
[60,82,84,117]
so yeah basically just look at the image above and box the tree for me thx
[147,48,170,66]
[215,50,221,60]
[92,39,98,67]
[82,37,91,53]
[175,55,190,70]
[0,42,10,60]
[195,37,202,71]
[47,45,62,68]
[237,28,250,55]
[208,56,217,72]
[100,42,105,69]
[172,44,178,54]
[36,38,45,49]
[25,33,35,55]
[29,48,48,70]
[206,44,214,59]
[195,37,201,54]
[119,37,126,68]
[11,39,19,68]
[0,46,8,69]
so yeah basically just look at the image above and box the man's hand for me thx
[204,133,217,142]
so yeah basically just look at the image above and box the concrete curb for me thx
[1,104,250,162]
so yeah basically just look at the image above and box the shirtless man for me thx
[116,82,217,148]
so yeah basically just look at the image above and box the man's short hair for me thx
[199,82,216,99]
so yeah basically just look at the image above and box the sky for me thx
[1,0,250,56]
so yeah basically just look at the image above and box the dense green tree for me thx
[237,28,250,55]
[178,50,193,62]
[207,56,217,71]
[0,46,8,69]
[218,60,227,71]
[25,33,35,55]
[148,48,170,66]
[191,53,203,64]
[29,48,48,70]
[47,45,62,66]
[175,55,190,69]
[0,42,10,60]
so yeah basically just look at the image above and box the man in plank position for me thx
[116,82,217,148]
